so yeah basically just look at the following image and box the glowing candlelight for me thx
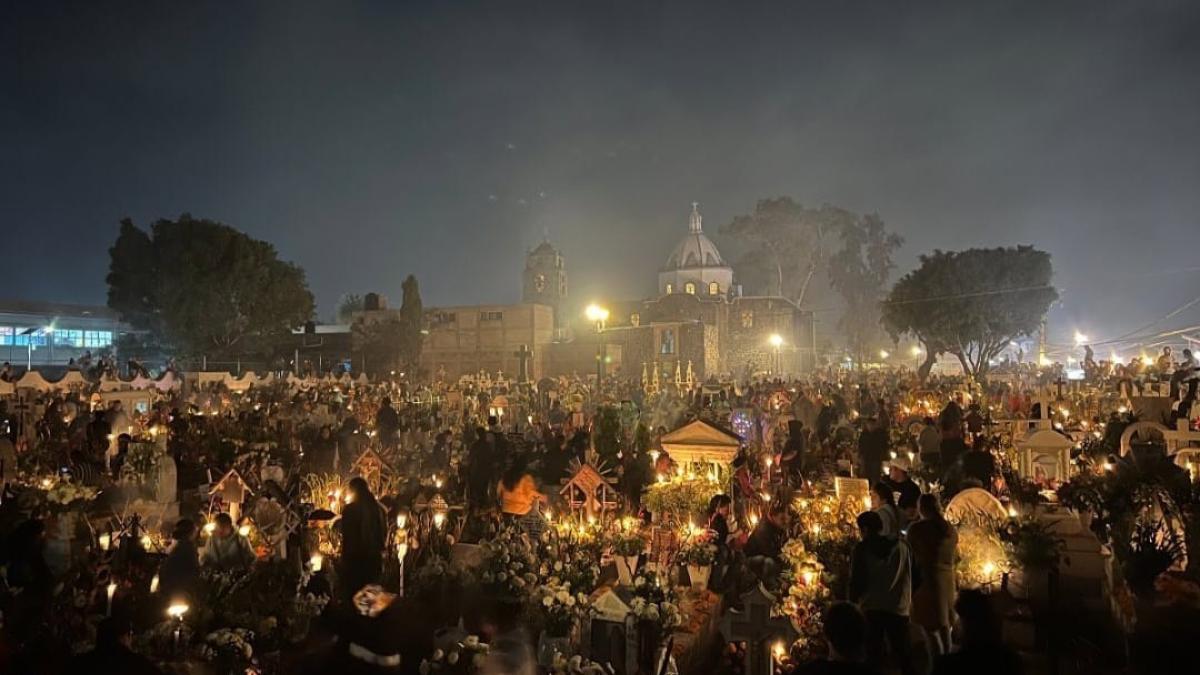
[238,524,251,537]
[310,553,323,572]
[98,533,111,551]
[150,574,159,594]
[396,513,408,529]
[204,521,216,536]
[106,581,117,616]
[433,512,446,529]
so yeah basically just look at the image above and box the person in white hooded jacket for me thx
[849,510,918,675]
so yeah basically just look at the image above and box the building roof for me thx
[530,240,559,255]
[0,298,121,321]
[662,203,731,271]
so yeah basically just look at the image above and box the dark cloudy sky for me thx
[3,0,1199,348]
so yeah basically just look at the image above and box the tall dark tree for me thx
[352,316,407,375]
[721,198,847,305]
[337,293,364,324]
[398,275,424,371]
[827,214,903,367]
[107,214,314,357]
[881,246,1059,382]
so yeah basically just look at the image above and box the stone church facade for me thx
[408,203,813,382]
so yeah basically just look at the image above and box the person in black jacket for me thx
[339,478,387,598]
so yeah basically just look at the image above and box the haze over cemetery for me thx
[3,2,1200,675]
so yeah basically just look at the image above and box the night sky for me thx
[4,1,1199,347]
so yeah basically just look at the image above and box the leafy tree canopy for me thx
[721,198,854,305]
[881,246,1058,381]
[106,214,314,357]
[337,294,364,324]
[351,274,425,376]
[828,214,903,366]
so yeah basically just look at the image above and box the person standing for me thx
[339,477,386,597]
[870,482,901,539]
[158,520,200,603]
[857,418,889,485]
[849,511,916,675]
[907,494,957,655]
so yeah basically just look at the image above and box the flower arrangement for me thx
[420,635,491,674]
[676,537,716,567]
[536,539,602,597]
[548,653,609,675]
[778,538,830,660]
[629,569,684,630]
[642,473,721,522]
[607,525,648,558]
[536,580,590,637]
[478,526,540,601]
[41,477,99,508]
[199,627,255,668]
[954,524,1010,590]
[792,491,860,588]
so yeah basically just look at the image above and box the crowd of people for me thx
[2,352,1194,675]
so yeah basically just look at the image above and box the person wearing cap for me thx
[884,458,921,529]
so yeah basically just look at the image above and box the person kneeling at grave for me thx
[201,512,255,571]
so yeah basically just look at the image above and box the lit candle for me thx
[150,574,159,594]
[106,581,117,616]
[238,524,251,537]
[98,533,111,551]
[396,513,408,529]
[432,512,445,529]
[310,553,323,572]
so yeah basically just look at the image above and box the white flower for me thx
[447,650,460,665]
[565,595,576,607]
[543,596,554,607]
[432,648,444,661]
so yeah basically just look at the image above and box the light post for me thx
[585,303,609,384]
[910,345,923,371]
[768,333,783,375]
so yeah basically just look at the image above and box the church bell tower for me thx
[522,238,568,325]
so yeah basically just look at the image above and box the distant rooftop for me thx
[0,298,122,321]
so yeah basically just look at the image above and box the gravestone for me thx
[154,449,179,522]
[718,584,796,675]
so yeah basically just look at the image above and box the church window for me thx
[660,329,675,354]
[534,273,546,292]
[665,283,674,294]
[684,282,696,295]
[708,281,720,295]
[630,313,640,327]
[741,310,754,328]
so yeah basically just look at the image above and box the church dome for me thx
[662,203,729,270]
[657,203,734,297]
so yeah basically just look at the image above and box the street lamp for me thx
[768,333,783,375]
[910,345,923,370]
[585,303,609,383]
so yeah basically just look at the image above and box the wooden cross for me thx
[513,344,533,383]
[11,395,37,441]
[719,585,796,675]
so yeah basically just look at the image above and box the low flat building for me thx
[0,299,128,369]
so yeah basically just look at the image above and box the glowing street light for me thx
[585,303,610,383]
[879,349,890,360]
[584,303,609,324]
[910,345,922,357]
[768,333,784,375]
[1074,330,1089,346]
